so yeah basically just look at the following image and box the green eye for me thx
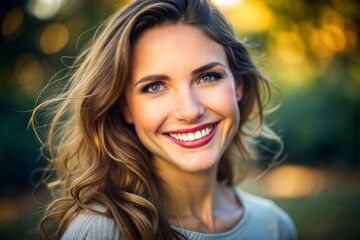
[142,82,165,93]
[202,75,214,82]
[199,72,222,83]
[149,84,161,92]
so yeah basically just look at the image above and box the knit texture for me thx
[61,189,297,240]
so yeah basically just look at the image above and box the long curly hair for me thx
[31,0,283,239]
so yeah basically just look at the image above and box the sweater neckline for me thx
[171,188,248,237]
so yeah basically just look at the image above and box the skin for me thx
[124,23,244,233]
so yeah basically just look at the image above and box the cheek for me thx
[130,99,168,133]
[201,82,240,120]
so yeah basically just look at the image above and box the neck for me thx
[152,157,243,234]
[156,164,229,232]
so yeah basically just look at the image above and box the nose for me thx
[172,87,204,122]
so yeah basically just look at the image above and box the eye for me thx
[141,81,165,94]
[199,72,222,84]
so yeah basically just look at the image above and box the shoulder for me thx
[235,188,297,240]
[61,207,122,240]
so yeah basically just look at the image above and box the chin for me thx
[172,153,221,173]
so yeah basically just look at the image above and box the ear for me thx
[235,77,244,102]
[122,103,134,124]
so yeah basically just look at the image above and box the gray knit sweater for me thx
[61,189,296,240]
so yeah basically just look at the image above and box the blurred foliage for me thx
[217,0,359,168]
[0,0,359,239]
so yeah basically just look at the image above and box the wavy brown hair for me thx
[31,0,283,239]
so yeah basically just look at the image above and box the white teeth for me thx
[168,125,214,142]
[170,133,177,140]
[201,129,206,137]
[188,133,195,141]
[195,131,202,140]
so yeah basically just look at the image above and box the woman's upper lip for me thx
[164,122,217,134]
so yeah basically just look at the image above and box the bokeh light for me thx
[264,164,325,198]
[226,0,274,32]
[1,8,25,41]
[14,54,44,94]
[25,0,65,20]
[39,23,69,54]
[0,200,20,225]
[274,31,306,65]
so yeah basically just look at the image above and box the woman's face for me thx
[124,24,243,174]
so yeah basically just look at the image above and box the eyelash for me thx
[198,72,223,84]
[141,81,165,94]
[140,72,223,94]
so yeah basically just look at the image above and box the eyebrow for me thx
[133,61,227,88]
[133,75,169,88]
[191,61,227,75]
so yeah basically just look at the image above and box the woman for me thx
[32,0,296,239]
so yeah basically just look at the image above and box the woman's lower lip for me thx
[164,125,217,149]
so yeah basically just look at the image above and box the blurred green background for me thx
[0,0,359,239]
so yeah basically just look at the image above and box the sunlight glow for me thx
[275,32,306,65]
[211,0,244,9]
[226,0,274,32]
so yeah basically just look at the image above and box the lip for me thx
[164,122,218,149]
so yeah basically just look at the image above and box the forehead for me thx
[131,23,228,78]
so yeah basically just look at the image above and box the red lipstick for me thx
[164,122,218,149]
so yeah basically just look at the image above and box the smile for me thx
[168,125,213,142]
[164,123,218,148]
